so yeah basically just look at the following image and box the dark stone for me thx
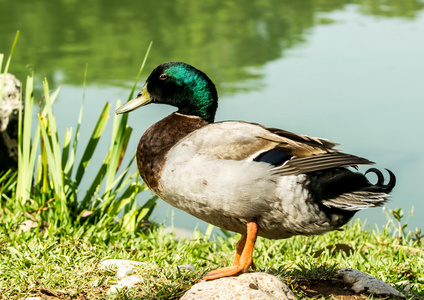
[0,73,21,172]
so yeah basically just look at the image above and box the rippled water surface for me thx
[1,0,423,232]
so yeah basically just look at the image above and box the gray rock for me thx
[0,73,21,172]
[98,258,146,269]
[396,280,411,292]
[178,264,197,272]
[335,268,405,298]
[181,272,297,300]
[98,259,146,279]
[116,265,134,278]
[107,275,143,294]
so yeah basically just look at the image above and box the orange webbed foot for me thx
[201,221,258,281]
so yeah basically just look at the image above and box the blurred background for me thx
[1,0,423,232]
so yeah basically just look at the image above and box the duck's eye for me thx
[159,73,168,80]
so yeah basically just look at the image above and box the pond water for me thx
[1,0,423,233]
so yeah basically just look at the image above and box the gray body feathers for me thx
[156,120,392,239]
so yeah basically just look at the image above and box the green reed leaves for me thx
[2,35,156,238]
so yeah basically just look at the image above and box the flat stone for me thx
[19,220,38,232]
[396,280,411,292]
[335,268,405,298]
[19,220,48,233]
[99,259,146,279]
[98,259,146,269]
[107,275,142,294]
[116,265,134,278]
[178,264,196,272]
[181,272,297,300]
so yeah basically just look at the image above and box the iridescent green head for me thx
[116,62,218,123]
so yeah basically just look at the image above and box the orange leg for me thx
[234,234,257,270]
[233,233,247,265]
[202,221,258,281]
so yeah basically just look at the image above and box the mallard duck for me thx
[116,62,395,281]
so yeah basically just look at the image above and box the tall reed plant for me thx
[1,33,155,239]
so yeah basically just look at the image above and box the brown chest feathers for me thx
[136,112,208,193]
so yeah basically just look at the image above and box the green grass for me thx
[0,216,423,299]
[0,34,423,299]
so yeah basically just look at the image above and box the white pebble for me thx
[116,265,134,278]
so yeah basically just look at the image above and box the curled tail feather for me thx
[321,168,396,211]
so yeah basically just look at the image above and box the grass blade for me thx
[75,102,110,184]
[61,127,73,171]
[0,31,19,106]
[128,41,153,101]
[42,80,63,191]
[17,74,36,203]
[65,63,88,176]
[105,103,133,191]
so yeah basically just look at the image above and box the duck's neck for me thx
[178,107,215,123]
[137,112,208,193]
[177,99,217,123]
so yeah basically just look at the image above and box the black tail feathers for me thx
[363,168,396,193]
[317,168,396,211]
